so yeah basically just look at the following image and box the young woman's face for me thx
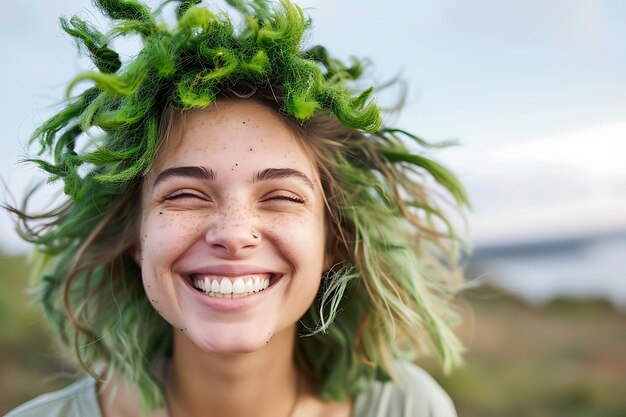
[137,99,328,354]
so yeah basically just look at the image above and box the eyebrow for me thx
[254,168,314,190]
[152,166,314,190]
[153,166,216,187]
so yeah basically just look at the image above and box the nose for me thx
[204,206,260,257]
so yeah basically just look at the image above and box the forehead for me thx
[151,99,318,176]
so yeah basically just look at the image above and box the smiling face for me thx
[137,99,328,354]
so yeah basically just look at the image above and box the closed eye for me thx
[263,193,306,204]
[273,195,305,203]
[163,190,208,201]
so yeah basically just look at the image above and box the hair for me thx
[12,0,468,412]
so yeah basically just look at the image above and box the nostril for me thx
[205,225,262,255]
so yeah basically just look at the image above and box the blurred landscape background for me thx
[2,0,625,416]
[2,254,625,417]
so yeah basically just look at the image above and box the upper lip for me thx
[180,264,281,277]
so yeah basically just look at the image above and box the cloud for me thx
[454,122,626,244]
[493,122,626,178]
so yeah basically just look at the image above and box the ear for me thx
[127,221,144,266]
[323,250,335,273]
[323,224,341,273]
[323,219,336,272]
[129,245,142,267]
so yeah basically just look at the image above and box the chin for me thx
[185,325,277,356]
[201,337,270,355]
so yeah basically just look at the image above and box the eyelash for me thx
[162,192,304,204]
[268,194,305,204]
[163,191,206,201]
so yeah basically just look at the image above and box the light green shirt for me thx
[5,363,457,417]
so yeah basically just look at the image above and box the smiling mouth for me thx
[190,274,273,298]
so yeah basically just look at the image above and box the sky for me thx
[1,0,626,253]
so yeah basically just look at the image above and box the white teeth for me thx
[192,275,273,297]
[232,278,245,294]
[219,278,232,294]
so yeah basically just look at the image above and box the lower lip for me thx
[180,275,283,313]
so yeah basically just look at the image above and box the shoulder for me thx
[353,362,457,417]
[4,377,102,417]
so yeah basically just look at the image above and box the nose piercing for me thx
[252,231,260,239]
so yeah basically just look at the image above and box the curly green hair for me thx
[16,0,468,412]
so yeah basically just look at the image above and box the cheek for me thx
[139,212,205,325]
[138,211,205,306]
[264,211,327,271]
[140,211,204,259]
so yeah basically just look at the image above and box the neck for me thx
[167,325,300,417]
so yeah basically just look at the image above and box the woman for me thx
[7,0,467,416]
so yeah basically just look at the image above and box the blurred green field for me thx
[425,287,626,417]
[0,255,76,413]
[1,254,625,416]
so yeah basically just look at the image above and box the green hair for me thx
[16,0,468,412]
